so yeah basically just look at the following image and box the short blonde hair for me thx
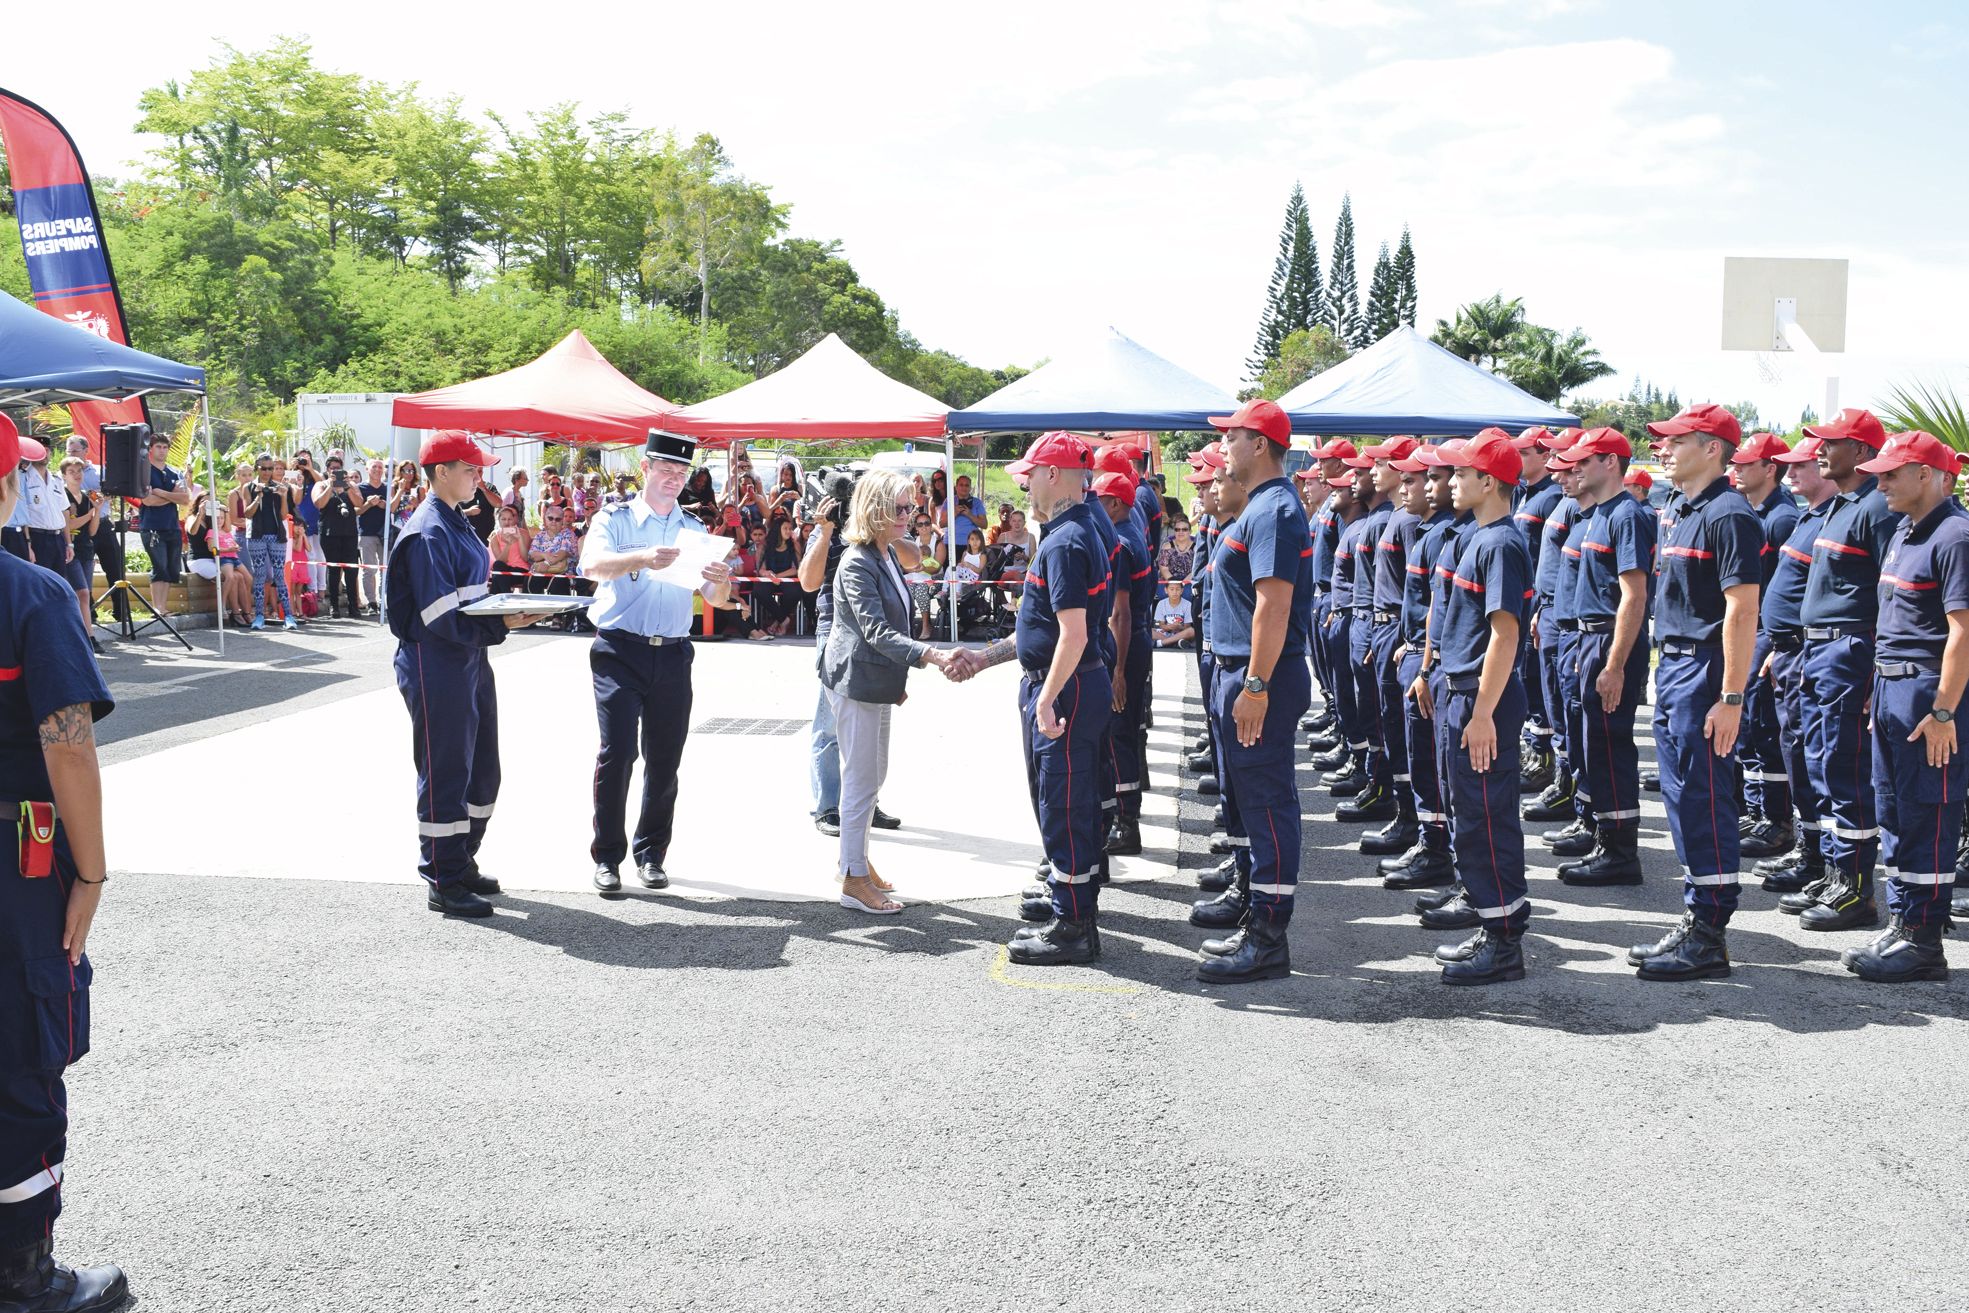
[843,470,911,546]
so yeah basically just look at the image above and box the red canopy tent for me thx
[390,329,677,443]
[664,333,949,445]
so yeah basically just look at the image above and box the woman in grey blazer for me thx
[821,471,962,913]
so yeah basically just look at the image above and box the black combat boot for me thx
[1007,915,1100,966]
[1105,816,1143,856]
[1840,915,1902,972]
[1192,732,1212,754]
[1018,882,1054,921]
[0,1238,126,1313]
[1851,920,1950,983]
[1739,815,1795,859]
[1522,771,1576,822]
[1312,745,1353,772]
[1797,873,1879,932]
[1200,926,1245,957]
[1433,928,1486,963]
[1413,881,1465,914]
[1198,856,1239,893]
[1336,779,1397,822]
[1325,764,1370,797]
[1210,832,1237,854]
[1198,776,1220,797]
[1307,730,1342,752]
[1954,890,1969,921]
[1212,805,1228,828]
[1186,751,1215,773]
[1190,885,1249,929]
[1635,917,1730,981]
[1777,864,1834,913]
[1519,745,1554,795]
[1559,831,1643,886]
[1381,841,1455,890]
[1545,820,1596,857]
[1196,916,1290,983]
[1359,810,1417,854]
[1762,841,1823,893]
[1440,929,1525,985]
[433,883,498,916]
[1642,770,1660,792]
[1626,911,1695,967]
[1419,887,1482,929]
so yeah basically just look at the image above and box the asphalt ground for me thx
[56,622,1969,1311]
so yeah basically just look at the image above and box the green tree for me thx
[1432,293,1527,369]
[1281,190,1322,342]
[1391,225,1418,328]
[643,132,786,364]
[1500,326,1615,404]
[1328,193,1364,349]
[1364,241,1398,343]
[722,238,893,373]
[1255,326,1349,400]
[1247,185,1302,377]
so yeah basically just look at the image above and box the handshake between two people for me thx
[922,646,984,684]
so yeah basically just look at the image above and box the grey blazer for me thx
[820,543,929,704]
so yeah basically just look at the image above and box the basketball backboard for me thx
[1721,257,1848,352]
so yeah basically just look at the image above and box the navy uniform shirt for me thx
[1570,492,1656,624]
[1800,477,1899,629]
[1,552,114,804]
[1876,500,1969,664]
[1310,499,1343,593]
[1401,509,1454,646]
[1207,476,1314,661]
[1351,498,1393,611]
[1654,476,1764,644]
[1081,491,1120,666]
[1134,479,1164,556]
[1370,506,1420,614]
[1761,498,1835,640]
[385,497,509,650]
[1017,500,1110,673]
[1427,514,1477,654]
[1438,518,1535,681]
[1752,487,1802,592]
[1534,495,1577,605]
[1114,513,1156,637]
[1329,513,1372,611]
[1194,513,1216,630]
[1513,477,1563,576]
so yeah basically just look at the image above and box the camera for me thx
[803,466,858,528]
[331,471,347,488]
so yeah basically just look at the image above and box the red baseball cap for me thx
[1802,407,1887,449]
[1514,427,1555,449]
[1772,436,1823,464]
[1624,467,1654,493]
[1309,437,1357,461]
[1440,429,1522,485]
[1323,473,1356,489]
[418,430,497,467]
[1646,403,1743,443]
[1730,432,1792,464]
[1092,469,1139,500]
[1208,398,1292,446]
[1857,430,1962,477]
[1358,435,1420,463]
[1093,444,1138,476]
[1539,428,1582,452]
[1390,451,1432,474]
[1183,462,1217,486]
[1,414,49,467]
[1007,430,1096,478]
[1566,427,1635,463]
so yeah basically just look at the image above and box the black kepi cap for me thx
[645,429,698,464]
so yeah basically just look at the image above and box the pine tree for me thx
[1247,185,1305,378]
[1281,193,1322,338]
[1329,193,1364,349]
[1366,242,1398,342]
[1390,225,1418,328]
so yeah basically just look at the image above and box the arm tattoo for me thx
[39,703,96,751]
[978,637,1018,670]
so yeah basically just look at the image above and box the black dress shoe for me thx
[1382,847,1454,889]
[1198,776,1221,796]
[1359,818,1417,856]
[1738,818,1794,859]
[1441,930,1525,985]
[814,809,842,836]
[1326,768,1369,798]
[871,807,902,830]
[1414,882,1465,914]
[1636,918,1731,981]
[1558,835,1643,886]
[1186,752,1215,773]
[1798,884,1879,932]
[637,862,669,889]
[1008,916,1100,965]
[461,871,502,896]
[1627,912,1695,967]
[0,1238,127,1313]
[592,864,623,897]
[1198,857,1238,893]
[1419,890,1482,929]
[1196,917,1290,982]
[430,885,497,917]
[1852,921,1950,983]
[1105,818,1143,856]
[1336,783,1396,822]
[1191,886,1248,928]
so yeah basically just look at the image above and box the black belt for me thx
[1876,660,1941,679]
[1659,640,1722,658]
[1444,673,1481,692]
[1554,618,1580,631]
[1576,617,1612,634]
[1804,625,1871,642]
[1351,606,1375,618]
[1313,583,1332,594]
[1022,658,1105,681]
[1767,630,1803,652]
[1371,610,1398,625]
[600,628,687,647]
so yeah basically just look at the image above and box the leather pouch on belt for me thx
[19,801,55,878]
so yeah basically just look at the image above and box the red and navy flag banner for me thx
[0,87,147,448]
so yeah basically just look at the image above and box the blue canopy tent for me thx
[1278,326,1575,436]
[946,326,1237,433]
[1,289,219,649]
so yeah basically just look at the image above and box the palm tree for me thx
[1879,378,1969,453]
[1432,294,1525,369]
[1502,326,1615,404]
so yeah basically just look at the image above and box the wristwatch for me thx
[1934,708,1955,724]
[1242,674,1269,696]
[1719,692,1744,706]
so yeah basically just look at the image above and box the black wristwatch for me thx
[1242,673,1268,696]
[1719,691,1744,707]
[1933,708,1955,725]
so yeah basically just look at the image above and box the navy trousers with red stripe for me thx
[0,827,89,1249]
[1347,612,1387,787]
[1310,593,1336,713]
[1439,676,1530,933]
[1741,632,1791,823]
[1573,631,1647,843]
[1653,645,1741,924]
[1211,656,1310,925]
[1111,639,1151,821]
[1021,667,1112,917]
[1554,627,1592,825]
[396,641,502,890]
[1800,634,1880,885]
[1399,649,1449,845]
[1870,670,1964,926]
[1369,620,1409,803]
[1769,644,1824,853]
[1321,610,1363,755]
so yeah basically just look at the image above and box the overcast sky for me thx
[9,0,1967,425]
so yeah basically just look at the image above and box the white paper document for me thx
[644,532,731,589]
